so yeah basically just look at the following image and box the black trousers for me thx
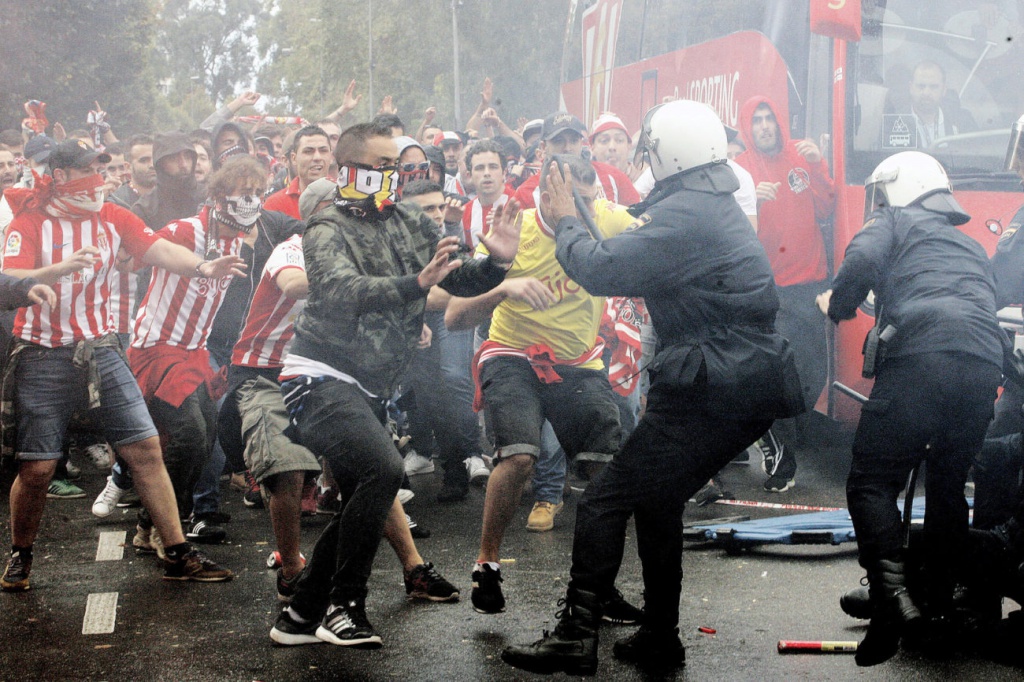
[973,379,1024,529]
[145,384,217,520]
[287,380,404,613]
[846,352,999,587]
[567,384,771,630]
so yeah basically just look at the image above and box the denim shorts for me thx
[478,356,621,463]
[15,344,158,460]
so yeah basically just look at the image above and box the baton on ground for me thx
[712,499,842,512]
[778,640,858,653]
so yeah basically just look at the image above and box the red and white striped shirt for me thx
[131,208,242,350]
[461,186,513,250]
[108,269,140,334]
[231,234,305,368]
[3,203,159,347]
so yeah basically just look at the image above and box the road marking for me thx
[83,592,118,635]
[95,531,126,561]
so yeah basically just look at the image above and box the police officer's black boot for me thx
[613,626,685,670]
[856,559,922,667]
[839,582,872,619]
[501,586,601,676]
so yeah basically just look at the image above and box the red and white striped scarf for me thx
[599,297,648,396]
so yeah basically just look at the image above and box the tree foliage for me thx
[155,0,263,106]
[256,0,570,131]
[0,0,160,135]
[4,0,769,138]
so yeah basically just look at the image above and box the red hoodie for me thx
[735,96,835,286]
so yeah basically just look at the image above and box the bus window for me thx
[640,70,658,114]
[849,0,1023,190]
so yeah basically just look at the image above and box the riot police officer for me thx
[818,151,1004,666]
[501,100,804,675]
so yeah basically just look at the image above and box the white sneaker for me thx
[466,456,490,485]
[397,488,415,505]
[84,443,113,469]
[92,476,127,518]
[404,451,435,476]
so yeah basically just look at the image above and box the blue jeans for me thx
[533,421,566,504]
[15,344,157,459]
[192,352,227,517]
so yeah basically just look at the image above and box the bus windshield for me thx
[848,0,1024,190]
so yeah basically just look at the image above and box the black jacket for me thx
[0,273,40,311]
[291,201,506,399]
[829,205,1004,367]
[990,203,1024,308]
[554,163,804,417]
[132,132,202,230]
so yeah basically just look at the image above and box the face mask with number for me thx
[335,163,398,217]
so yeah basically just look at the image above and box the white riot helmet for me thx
[864,151,970,225]
[635,100,728,181]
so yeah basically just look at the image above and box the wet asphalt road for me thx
[1,415,1021,681]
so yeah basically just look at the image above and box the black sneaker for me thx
[315,599,382,647]
[270,608,323,646]
[406,513,430,539]
[186,516,227,544]
[0,551,32,592]
[600,589,644,625]
[277,568,301,603]
[471,564,505,614]
[163,549,234,582]
[759,430,784,477]
[405,562,460,602]
[764,474,795,493]
[613,627,685,669]
[691,480,725,507]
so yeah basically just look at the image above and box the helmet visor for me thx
[633,103,665,169]
[864,181,889,219]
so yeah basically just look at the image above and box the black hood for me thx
[211,121,251,170]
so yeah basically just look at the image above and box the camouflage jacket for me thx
[290,201,506,398]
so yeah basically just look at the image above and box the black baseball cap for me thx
[23,135,57,163]
[542,112,587,141]
[48,139,111,171]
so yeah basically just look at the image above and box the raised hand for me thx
[479,199,523,264]
[417,236,463,289]
[200,254,248,279]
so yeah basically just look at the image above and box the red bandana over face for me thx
[46,173,105,219]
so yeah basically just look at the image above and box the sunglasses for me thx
[399,161,431,173]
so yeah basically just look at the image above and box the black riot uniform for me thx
[551,163,803,629]
[827,203,1004,652]
[973,204,1024,530]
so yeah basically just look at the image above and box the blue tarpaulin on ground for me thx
[690,498,970,548]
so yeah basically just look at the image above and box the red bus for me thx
[561,0,1024,425]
